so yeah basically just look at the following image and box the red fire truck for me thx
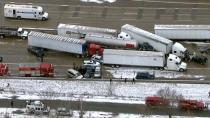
[18,63,54,77]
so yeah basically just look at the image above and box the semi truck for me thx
[18,63,54,77]
[57,23,118,38]
[4,4,48,20]
[0,26,28,39]
[155,25,210,41]
[121,24,187,58]
[103,49,187,72]
[0,64,8,76]
[84,33,138,49]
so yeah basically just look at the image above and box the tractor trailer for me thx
[103,49,187,72]
[121,24,187,58]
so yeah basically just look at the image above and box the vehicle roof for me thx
[104,49,165,57]
[155,25,210,30]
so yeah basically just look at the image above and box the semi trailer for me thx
[121,24,187,58]
[103,49,187,72]
[57,23,118,38]
[155,25,210,40]
[28,31,87,55]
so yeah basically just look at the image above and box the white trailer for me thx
[4,4,48,20]
[85,33,138,49]
[155,25,210,40]
[57,23,118,38]
[121,24,187,58]
[103,49,187,72]
[28,31,87,55]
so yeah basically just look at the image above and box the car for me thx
[67,69,83,79]
[57,107,72,116]
[91,55,103,64]
[135,72,155,79]
[199,45,210,54]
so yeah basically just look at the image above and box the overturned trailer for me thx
[121,24,187,58]
[57,23,118,38]
[154,25,210,40]
[28,31,87,55]
[85,33,138,49]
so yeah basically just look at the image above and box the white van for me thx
[4,4,48,20]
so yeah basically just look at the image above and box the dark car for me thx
[135,72,155,79]
[139,42,155,51]
[199,45,210,54]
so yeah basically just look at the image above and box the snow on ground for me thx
[80,0,116,4]
[107,67,205,79]
[0,79,209,105]
[0,108,208,118]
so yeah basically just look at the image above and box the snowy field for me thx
[0,79,209,105]
[0,108,208,118]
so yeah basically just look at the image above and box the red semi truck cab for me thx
[178,99,205,110]
[19,63,54,77]
[0,63,8,76]
[88,43,104,56]
[145,96,170,106]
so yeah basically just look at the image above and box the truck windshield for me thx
[39,11,44,15]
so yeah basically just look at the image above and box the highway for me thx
[0,0,210,31]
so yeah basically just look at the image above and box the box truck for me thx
[103,49,187,72]
[4,4,48,20]
[121,24,187,58]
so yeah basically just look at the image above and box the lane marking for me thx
[132,0,210,5]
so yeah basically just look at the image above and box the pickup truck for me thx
[0,26,28,39]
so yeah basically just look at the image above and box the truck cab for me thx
[17,28,28,39]
[172,42,187,58]
[166,54,187,72]
[117,32,131,40]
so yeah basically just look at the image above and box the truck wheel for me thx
[17,16,21,20]
[179,68,184,72]
[42,17,46,21]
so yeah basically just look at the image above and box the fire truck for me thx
[18,63,54,77]
[145,96,170,106]
[178,99,205,110]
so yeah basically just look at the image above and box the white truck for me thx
[4,4,48,20]
[84,33,138,49]
[121,24,187,58]
[0,26,28,39]
[154,25,210,41]
[103,49,187,72]
[26,100,50,115]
